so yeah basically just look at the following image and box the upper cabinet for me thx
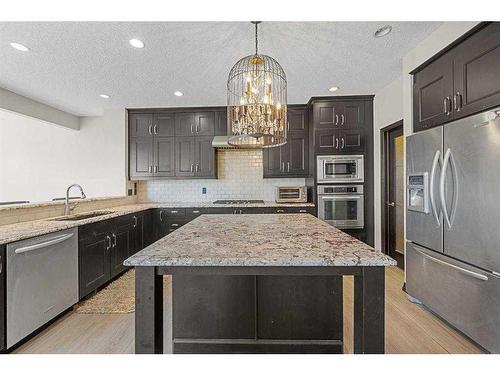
[214,110,228,136]
[263,106,309,178]
[129,108,220,180]
[413,22,500,132]
[313,101,364,129]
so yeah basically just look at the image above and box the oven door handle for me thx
[320,195,362,200]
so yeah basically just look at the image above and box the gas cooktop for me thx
[213,200,265,205]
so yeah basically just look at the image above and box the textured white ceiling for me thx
[0,22,441,116]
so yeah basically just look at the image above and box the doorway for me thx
[381,120,404,268]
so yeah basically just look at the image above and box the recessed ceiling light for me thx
[174,91,183,97]
[129,39,145,48]
[10,42,29,52]
[374,25,392,38]
[99,94,110,99]
[329,86,339,92]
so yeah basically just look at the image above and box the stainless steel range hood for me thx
[212,136,238,149]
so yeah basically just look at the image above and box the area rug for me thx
[76,269,136,314]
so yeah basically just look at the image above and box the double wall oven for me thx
[317,155,365,229]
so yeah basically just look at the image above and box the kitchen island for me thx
[124,214,395,354]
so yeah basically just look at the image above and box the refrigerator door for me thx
[442,108,500,274]
[406,126,443,252]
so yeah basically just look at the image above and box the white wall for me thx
[0,108,127,203]
[373,76,404,250]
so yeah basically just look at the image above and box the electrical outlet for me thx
[202,187,207,194]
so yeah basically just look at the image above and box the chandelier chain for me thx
[255,22,258,54]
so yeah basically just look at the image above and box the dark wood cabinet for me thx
[154,112,175,136]
[175,112,195,136]
[129,113,153,137]
[263,106,309,178]
[314,128,364,154]
[413,23,500,132]
[215,110,228,136]
[175,137,196,177]
[0,245,5,352]
[194,112,215,136]
[154,137,175,177]
[195,136,216,177]
[313,101,364,129]
[452,22,500,119]
[129,137,154,178]
[413,53,454,131]
[109,224,132,279]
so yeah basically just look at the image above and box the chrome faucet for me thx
[65,184,86,215]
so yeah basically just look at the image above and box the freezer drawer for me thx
[6,228,78,348]
[406,242,500,353]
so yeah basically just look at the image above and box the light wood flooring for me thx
[13,267,484,354]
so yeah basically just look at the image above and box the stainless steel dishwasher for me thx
[6,227,78,348]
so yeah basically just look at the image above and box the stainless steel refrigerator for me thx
[406,107,500,353]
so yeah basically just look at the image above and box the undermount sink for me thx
[50,211,115,221]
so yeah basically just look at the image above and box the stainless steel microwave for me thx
[316,155,364,183]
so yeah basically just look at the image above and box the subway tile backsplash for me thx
[138,149,306,203]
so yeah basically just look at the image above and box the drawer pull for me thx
[192,210,200,214]
[299,209,307,213]
[170,210,178,214]
[276,209,285,213]
[171,223,179,227]
[414,247,488,281]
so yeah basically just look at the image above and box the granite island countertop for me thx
[0,201,315,245]
[124,214,396,267]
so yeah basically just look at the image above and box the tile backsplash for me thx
[138,149,307,202]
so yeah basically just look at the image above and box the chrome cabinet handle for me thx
[335,138,339,149]
[443,97,448,115]
[287,121,290,130]
[341,114,345,125]
[0,256,2,274]
[170,210,178,214]
[190,164,194,172]
[276,209,285,213]
[413,246,488,281]
[149,165,153,173]
[106,235,112,250]
[281,162,285,172]
[456,92,462,111]
[14,233,74,254]
[159,210,163,222]
[429,150,441,226]
[171,223,179,227]
[112,233,117,248]
[148,124,153,135]
[299,209,307,213]
[341,137,345,149]
[335,114,339,125]
[133,216,137,228]
[196,164,200,172]
[196,124,200,133]
[190,124,194,134]
[153,124,158,134]
[192,210,200,214]
[287,162,290,173]
[386,202,395,207]
[154,165,158,173]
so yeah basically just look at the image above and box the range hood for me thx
[212,136,238,149]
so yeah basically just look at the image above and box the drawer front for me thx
[162,208,186,218]
[167,219,190,232]
[185,207,209,217]
[406,242,500,353]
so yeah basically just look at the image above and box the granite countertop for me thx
[124,214,396,267]
[0,201,315,245]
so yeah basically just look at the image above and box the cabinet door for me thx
[175,112,195,136]
[129,137,154,178]
[287,107,308,132]
[78,233,110,299]
[263,145,285,177]
[342,101,365,128]
[313,102,344,128]
[0,245,5,351]
[215,110,228,136]
[110,225,131,279]
[195,136,216,178]
[413,53,454,132]
[195,112,215,136]
[154,112,175,136]
[175,137,195,177]
[453,23,500,119]
[129,113,153,137]
[287,132,308,176]
[314,129,339,153]
[154,136,175,177]
[130,214,143,255]
[339,129,364,153]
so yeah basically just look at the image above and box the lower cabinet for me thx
[78,214,140,299]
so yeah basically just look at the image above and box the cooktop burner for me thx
[213,200,264,205]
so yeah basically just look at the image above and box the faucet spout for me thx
[65,184,86,215]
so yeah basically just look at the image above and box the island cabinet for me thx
[0,245,5,352]
[129,108,222,180]
[413,22,500,132]
[78,213,141,299]
[263,106,309,178]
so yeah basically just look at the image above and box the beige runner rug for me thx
[76,269,136,314]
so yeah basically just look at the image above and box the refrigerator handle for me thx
[429,149,441,226]
[440,148,452,228]
[448,149,459,227]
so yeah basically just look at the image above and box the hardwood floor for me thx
[13,267,484,354]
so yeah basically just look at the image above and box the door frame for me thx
[380,120,404,267]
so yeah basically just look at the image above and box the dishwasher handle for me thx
[14,233,75,254]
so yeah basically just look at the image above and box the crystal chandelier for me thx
[227,21,287,148]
